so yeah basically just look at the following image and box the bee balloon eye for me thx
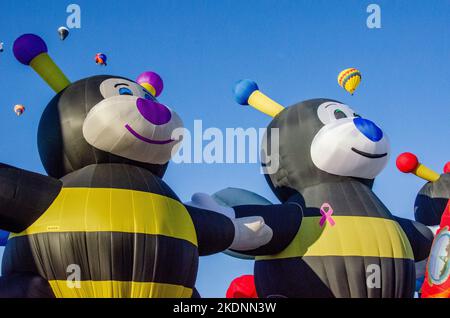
[353,113,361,118]
[119,87,133,96]
[334,109,347,119]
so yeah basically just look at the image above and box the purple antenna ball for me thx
[136,71,164,97]
[13,34,48,65]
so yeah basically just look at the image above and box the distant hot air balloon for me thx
[58,26,69,41]
[0,42,4,53]
[14,104,25,116]
[338,68,362,95]
[95,53,107,66]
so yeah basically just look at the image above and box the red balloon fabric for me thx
[421,200,450,298]
[226,275,258,298]
[444,162,450,174]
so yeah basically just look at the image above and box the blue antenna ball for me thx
[233,79,259,105]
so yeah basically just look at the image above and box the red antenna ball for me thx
[444,162,450,174]
[396,152,419,173]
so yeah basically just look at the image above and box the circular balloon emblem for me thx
[428,227,450,285]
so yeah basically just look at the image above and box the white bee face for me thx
[82,78,183,165]
[311,102,390,179]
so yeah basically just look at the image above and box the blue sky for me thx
[0,0,449,297]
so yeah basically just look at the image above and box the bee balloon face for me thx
[310,101,390,179]
[261,99,390,195]
[82,77,183,165]
[38,75,183,178]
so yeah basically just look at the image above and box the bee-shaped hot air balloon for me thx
[397,153,450,298]
[193,79,436,298]
[338,68,362,95]
[0,34,269,298]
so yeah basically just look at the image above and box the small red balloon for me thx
[226,275,258,298]
[396,152,419,173]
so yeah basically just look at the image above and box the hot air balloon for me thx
[397,153,450,298]
[0,42,4,53]
[57,26,69,41]
[338,68,362,95]
[95,53,107,66]
[209,79,436,298]
[1,34,258,298]
[14,104,25,116]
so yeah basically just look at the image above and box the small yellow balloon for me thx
[338,68,362,95]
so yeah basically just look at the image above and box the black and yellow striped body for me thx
[254,181,416,298]
[2,164,198,298]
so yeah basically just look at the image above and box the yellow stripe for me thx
[257,216,414,260]
[30,53,71,93]
[49,280,193,298]
[10,188,197,246]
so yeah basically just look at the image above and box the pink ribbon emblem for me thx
[319,203,335,227]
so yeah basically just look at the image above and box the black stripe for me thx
[288,180,395,219]
[60,164,180,202]
[3,232,199,288]
[255,256,415,298]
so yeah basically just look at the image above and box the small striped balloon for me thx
[338,68,362,95]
